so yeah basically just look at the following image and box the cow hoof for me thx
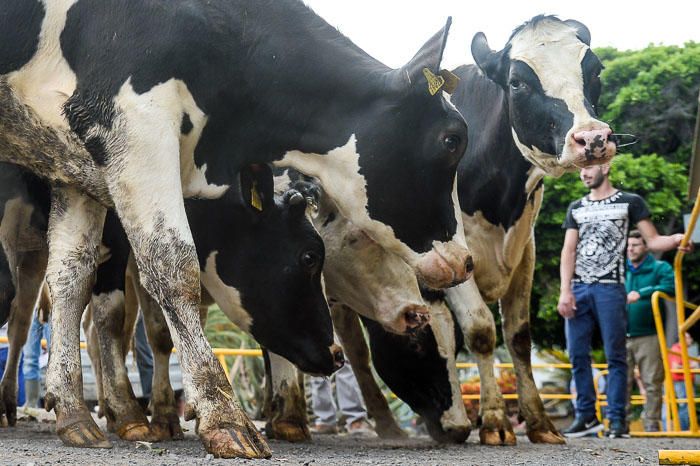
[479,427,517,446]
[151,415,185,441]
[200,426,272,459]
[116,421,158,442]
[375,422,408,439]
[57,419,113,449]
[267,420,310,443]
[527,429,566,444]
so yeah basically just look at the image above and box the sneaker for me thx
[346,419,376,437]
[563,416,604,438]
[607,419,630,438]
[310,422,338,435]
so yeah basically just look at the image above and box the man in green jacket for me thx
[626,229,675,431]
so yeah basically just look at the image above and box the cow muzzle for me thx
[415,242,473,290]
[570,127,616,165]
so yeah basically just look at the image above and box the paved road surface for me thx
[1,414,697,465]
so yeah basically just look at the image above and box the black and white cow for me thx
[444,16,616,445]
[0,1,470,457]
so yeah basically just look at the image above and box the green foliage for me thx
[204,306,265,419]
[595,43,700,164]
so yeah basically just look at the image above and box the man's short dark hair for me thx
[629,229,646,245]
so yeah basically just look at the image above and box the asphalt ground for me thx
[1,413,699,465]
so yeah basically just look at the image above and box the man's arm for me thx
[637,261,675,298]
[637,219,693,253]
[558,228,579,319]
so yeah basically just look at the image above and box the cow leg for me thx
[331,305,405,439]
[96,118,268,458]
[43,187,109,448]
[0,248,48,427]
[88,285,154,441]
[500,239,564,444]
[262,350,310,443]
[82,305,106,422]
[446,280,516,445]
[134,260,183,442]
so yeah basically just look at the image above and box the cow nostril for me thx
[331,345,345,368]
[404,308,430,330]
[465,256,474,274]
[573,133,586,146]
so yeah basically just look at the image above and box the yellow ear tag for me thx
[250,181,263,211]
[423,68,445,96]
[439,69,460,95]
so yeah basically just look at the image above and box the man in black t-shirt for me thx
[558,164,689,439]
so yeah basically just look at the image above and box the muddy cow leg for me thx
[500,239,564,444]
[96,112,268,457]
[0,248,48,427]
[82,305,106,422]
[262,350,310,443]
[88,278,154,442]
[331,305,405,438]
[43,187,110,448]
[447,280,516,445]
[134,258,184,442]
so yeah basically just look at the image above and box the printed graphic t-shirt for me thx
[563,191,650,284]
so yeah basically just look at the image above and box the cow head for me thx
[282,172,430,334]
[279,18,472,291]
[471,16,615,176]
[195,166,340,376]
[363,301,470,443]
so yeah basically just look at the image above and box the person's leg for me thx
[637,335,664,431]
[16,354,24,407]
[566,284,597,421]
[133,311,153,400]
[22,314,42,408]
[334,361,368,427]
[674,380,690,430]
[625,338,637,423]
[309,376,337,427]
[593,284,628,425]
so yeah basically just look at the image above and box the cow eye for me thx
[509,79,524,91]
[300,251,321,273]
[443,135,461,153]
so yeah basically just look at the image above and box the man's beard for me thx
[587,171,605,189]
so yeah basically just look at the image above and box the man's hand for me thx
[674,233,695,254]
[558,290,577,319]
[627,290,641,304]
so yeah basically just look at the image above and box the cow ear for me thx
[471,32,509,87]
[240,163,274,214]
[564,19,591,46]
[399,17,452,90]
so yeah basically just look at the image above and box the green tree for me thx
[596,43,700,164]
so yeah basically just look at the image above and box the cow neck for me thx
[454,65,538,230]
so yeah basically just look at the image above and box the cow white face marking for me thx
[200,251,251,332]
[505,19,614,174]
[7,0,78,131]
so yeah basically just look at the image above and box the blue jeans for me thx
[674,381,690,430]
[0,348,25,406]
[22,313,51,381]
[133,312,153,399]
[566,283,628,421]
